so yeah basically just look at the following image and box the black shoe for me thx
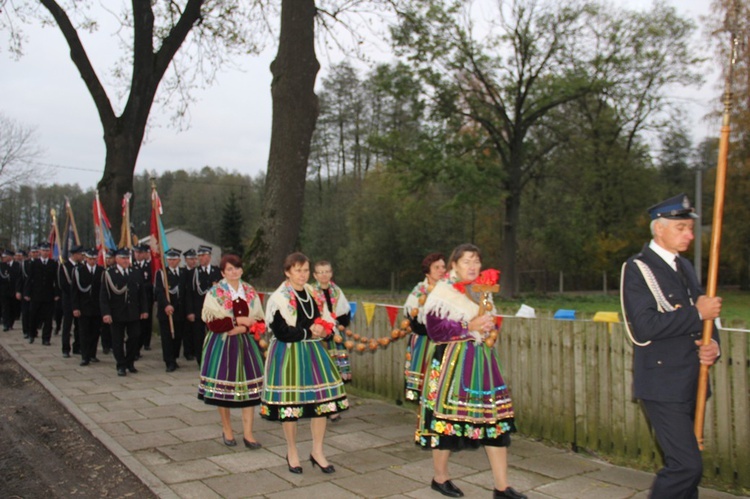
[144,345,151,351]
[117,368,126,376]
[328,413,342,423]
[23,334,29,339]
[309,454,335,473]
[3,327,9,332]
[90,357,100,363]
[28,337,35,344]
[286,455,302,474]
[493,487,527,499]
[243,438,262,450]
[103,348,111,355]
[80,360,90,366]
[222,434,237,447]
[166,364,176,373]
[185,355,195,361]
[62,352,70,358]
[127,364,138,373]
[42,340,51,346]
[431,479,464,498]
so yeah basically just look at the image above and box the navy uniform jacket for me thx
[71,264,104,317]
[23,259,60,302]
[154,268,188,321]
[0,262,13,298]
[187,265,222,318]
[99,267,147,322]
[622,244,719,403]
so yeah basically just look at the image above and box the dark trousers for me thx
[193,319,207,365]
[30,300,55,341]
[641,399,702,499]
[60,296,79,354]
[20,299,30,337]
[138,305,153,351]
[1,295,15,329]
[100,323,112,351]
[158,317,184,367]
[182,319,195,359]
[110,320,140,370]
[54,299,63,332]
[78,315,101,361]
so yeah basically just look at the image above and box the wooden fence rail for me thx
[346,306,750,490]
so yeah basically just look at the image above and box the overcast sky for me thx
[0,0,718,191]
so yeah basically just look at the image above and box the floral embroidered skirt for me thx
[198,332,264,408]
[404,332,431,402]
[416,341,516,450]
[261,338,349,421]
[325,332,352,382]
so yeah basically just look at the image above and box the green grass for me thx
[348,288,750,326]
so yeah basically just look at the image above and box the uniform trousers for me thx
[100,323,112,352]
[158,317,184,367]
[78,315,101,362]
[193,319,207,366]
[138,302,154,352]
[641,399,702,499]
[182,319,195,359]
[60,295,79,354]
[30,300,55,341]
[110,320,140,370]
[20,299,31,337]
[1,295,15,329]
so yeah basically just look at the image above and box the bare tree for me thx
[0,113,46,188]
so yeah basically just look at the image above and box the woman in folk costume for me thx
[261,252,348,475]
[403,252,446,403]
[417,244,525,499]
[198,254,265,450]
[311,260,352,423]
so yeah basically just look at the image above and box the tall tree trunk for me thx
[246,0,320,285]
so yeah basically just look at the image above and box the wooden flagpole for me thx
[151,178,174,337]
[95,191,108,265]
[65,197,81,245]
[694,3,741,450]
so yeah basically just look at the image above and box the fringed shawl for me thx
[424,270,496,322]
[404,278,430,323]
[265,281,334,327]
[201,279,264,324]
[311,281,351,318]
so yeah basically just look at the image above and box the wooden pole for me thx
[151,179,174,337]
[694,7,740,450]
[65,197,81,245]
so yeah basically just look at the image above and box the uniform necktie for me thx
[674,257,689,289]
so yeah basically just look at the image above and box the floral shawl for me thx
[201,279,264,324]
[310,281,351,319]
[404,278,430,323]
[265,281,334,327]
[424,270,496,323]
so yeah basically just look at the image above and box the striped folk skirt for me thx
[404,332,431,402]
[416,341,516,450]
[198,332,264,408]
[325,331,352,382]
[261,338,349,421]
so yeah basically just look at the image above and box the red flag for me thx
[494,315,504,330]
[149,189,170,281]
[93,193,116,266]
[385,305,399,328]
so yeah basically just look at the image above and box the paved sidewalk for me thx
[1,331,744,499]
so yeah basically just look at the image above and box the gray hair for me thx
[649,217,669,236]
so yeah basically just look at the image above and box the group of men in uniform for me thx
[0,242,222,377]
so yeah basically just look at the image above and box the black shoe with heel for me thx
[222,434,237,447]
[243,438,262,450]
[493,487,527,499]
[286,455,302,474]
[309,454,335,473]
[431,479,464,497]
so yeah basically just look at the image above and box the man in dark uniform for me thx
[0,249,16,331]
[100,248,148,376]
[12,250,25,323]
[133,244,154,356]
[621,193,722,499]
[16,248,33,339]
[181,248,197,360]
[58,245,84,358]
[72,248,104,366]
[187,245,221,365]
[155,248,187,372]
[23,242,59,345]
[100,248,116,355]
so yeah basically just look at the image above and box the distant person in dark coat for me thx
[72,248,104,366]
[58,245,84,358]
[154,248,188,372]
[187,245,221,366]
[23,243,59,345]
[100,248,148,376]
[621,193,722,499]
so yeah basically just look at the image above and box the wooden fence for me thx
[346,305,750,491]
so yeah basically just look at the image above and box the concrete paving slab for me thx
[462,467,554,492]
[536,475,636,499]
[266,480,358,499]
[334,447,409,473]
[583,465,654,490]
[513,453,607,479]
[159,439,235,461]
[326,430,396,452]
[208,449,286,473]
[203,469,289,498]
[333,468,424,497]
[170,481,224,499]
[88,408,147,424]
[118,430,183,451]
[151,458,229,484]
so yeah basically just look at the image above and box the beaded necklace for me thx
[292,287,315,319]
